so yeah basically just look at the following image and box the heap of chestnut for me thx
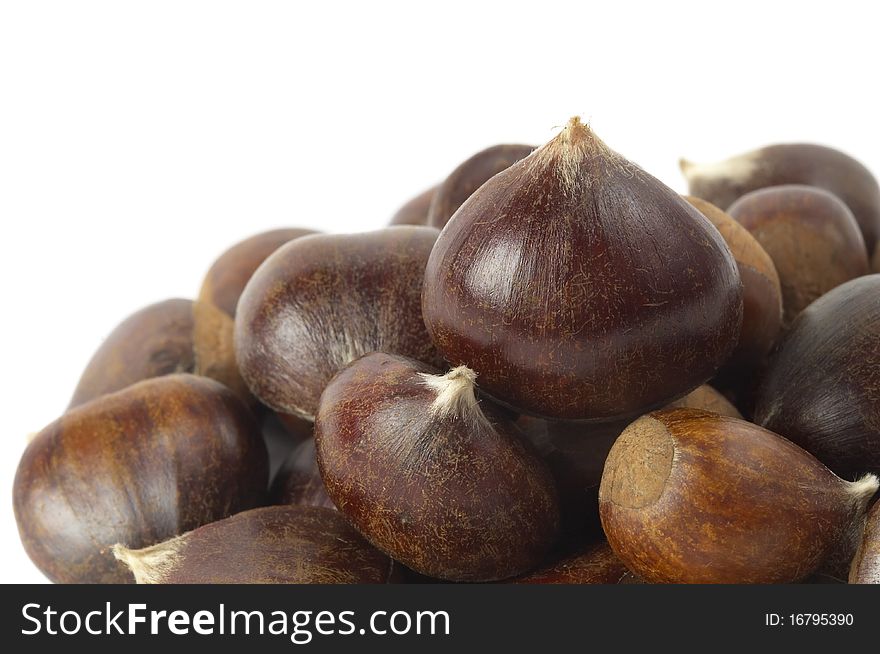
[14,117,880,585]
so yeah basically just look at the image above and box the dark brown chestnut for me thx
[681,143,880,254]
[727,185,869,326]
[315,352,560,582]
[113,506,395,584]
[235,227,445,421]
[754,274,880,479]
[599,408,878,584]
[873,244,880,274]
[686,196,782,371]
[512,541,629,584]
[850,500,880,583]
[14,374,268,583]
[390,186,437,225]
[427,143,534,229]
[199,228,316,317]
[269,438,334,509]
[422,117,743,421]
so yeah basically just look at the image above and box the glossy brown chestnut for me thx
[269,438,334,509]
[850,500,880,583]
[14,374,268,583]
[727,185,869,326]
[390,186,437,225]
[113,506,395,584]
[199,228,316,317]
[599,408,878,584]
[665,384,742,418]
[686,196,782,370]
[512,541,629,584]
[427,143,534,229]
[235,227,445,421]
[755,274,880,478]
[315,352,560,582]
[681,143,880,254]
[422,117,743,421]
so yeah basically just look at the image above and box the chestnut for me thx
[315,352,560,582]
[13,374,268,583]
[235,226,445,421]
[113,506,396,584]
[512,541,629,584]
[681,143,880,254]
[599,408,878,584]
[873,244,880,274]
[665,384,742,419]
[685,196,782,371]
[389,186,437,225]
[754,274,880,478]
[199,228,316,317]
[269,437,334,509]
[727,185,869,326]
[850,500,880,583]
[427,143,535,229]
[422,117,743,421]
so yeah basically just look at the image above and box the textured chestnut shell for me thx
[728,185,869,326]
[755,275,880,478]
[850,501,880,584]
[427,144,535,229]
[315,352,559,581]
[270,438,335,509]
[512,541,629,584]
[423,120,742,420]
[199,228,316,317]
[235,227,444,420]
[14,374,268,583]
[115,506,394,584]
[681,143,880,254]
[390,187,436,225]
[599,408,875,584]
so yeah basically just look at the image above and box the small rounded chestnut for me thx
[512,541,629,584]
[427,143,535,229]
[235,227,445,421]
[727,185,869,325]
[389,186,437,225]
[755,274,880,478]
[113,506,395,584]
[850,500,880,584]
[599,408,878,584]
[269,438,334,509]
[199,228,317,317]
[14,374,268,583]
[423,117,743,421]
[686,196,782,371]
[315,352,560,582]
[681,143,880,254]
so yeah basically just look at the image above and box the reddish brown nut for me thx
[686,196,782,371]
[269,438,334,509]
[14,374,268,583]
[755,274,880,479]
[427,144,534,229]
[727,185,869,326]
[681,143,880,254]
[389,186,437,225]
[423,117,742,421]
[199,228,317,318]
[665,384,742,418]
[599,408,878,584]
[113,506,395,584]
[512,541,630,584]
[850,500,880,583]
[235,227,444,421]
[315,352,560,582]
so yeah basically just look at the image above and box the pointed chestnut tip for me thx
[849,473,880,506]
[419,365,488,425]
[679,158,696,176]
[112,536,185,584]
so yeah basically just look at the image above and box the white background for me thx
[1,1,878,583]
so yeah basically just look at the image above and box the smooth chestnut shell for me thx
[235,227,444,420]
[727,185,869,326]
[850,500,880,583]
[199,228,316,317]
[599,408,878,584]
[315,352,560,582]
[390,186,436,225]
[755,274,880,478]
[681,143,880,255]
[423,118,742,421]
[427,143,535,229]
[269,438,334,509]
[113,506,394,584]
[512,541,629,584]
[14,374,268,583]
